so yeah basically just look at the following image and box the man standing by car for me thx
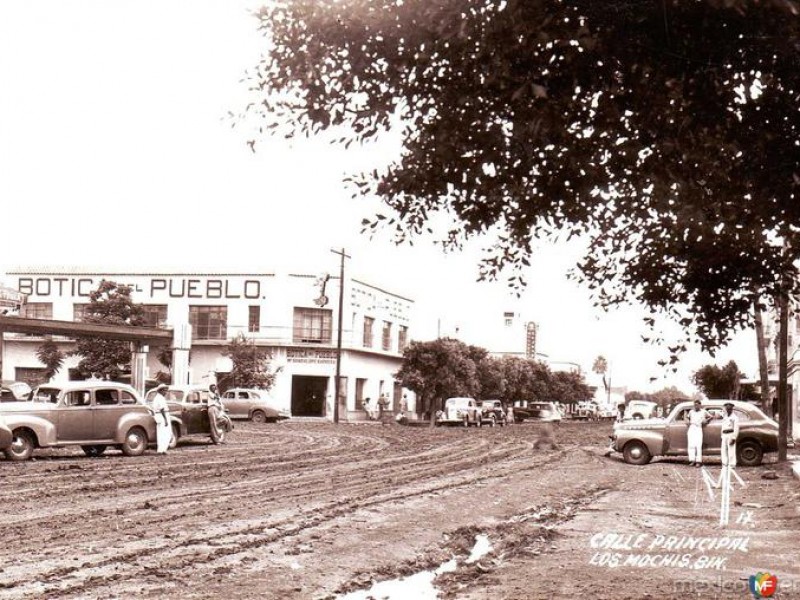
[150,384,171,455]
[720,401,740,468]
[687,399,712,467]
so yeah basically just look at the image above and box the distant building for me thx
[1,267,416,421]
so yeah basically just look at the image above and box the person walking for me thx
[604,402,627,457]
[720,401,740,468]
[150,384,171,455]
[687,400,712,467]
[377,393,389,426]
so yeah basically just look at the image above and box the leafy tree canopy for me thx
[692,360,742,399]
[248,0,800,354]
[36,340,64,382]
[221,333,277,390]
[72,281,145,380]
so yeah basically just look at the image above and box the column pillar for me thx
[172,323,192,386]
[130,342,148,397]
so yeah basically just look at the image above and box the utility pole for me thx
[331,248,350,424]
[778,288,789,462]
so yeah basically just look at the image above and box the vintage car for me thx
[625,400,659,420]
[221,388,290,423]
[611,400,779,466]
[0,415,12,452]
[479,399,508,426]
[511,400,562,423]
[0,381,156,461]
[573,400,600,421]
[1,380,32,402]
[436,397,483,427]
[145,385,231,447]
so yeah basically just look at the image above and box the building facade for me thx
[1,268,415,420]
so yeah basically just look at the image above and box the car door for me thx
[57,389,94,442]
[93,388,125,441]
[664,409,690,455]
[236,391,252,417]
[703,408,724,454]
[221,390,241,417]
[183,391,206,433]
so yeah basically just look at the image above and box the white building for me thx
[1,268,415,421]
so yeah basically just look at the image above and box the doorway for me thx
[291,375,328,416]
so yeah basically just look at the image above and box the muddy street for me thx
[0,421,797,599]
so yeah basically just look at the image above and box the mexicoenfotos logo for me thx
[749,572,778,598]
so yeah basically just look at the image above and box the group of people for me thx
[607,399,741,467]
[685,399,740,468]
[362,394,409,424]
[149,383,227,455]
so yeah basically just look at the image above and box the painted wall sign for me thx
[287,348,337,364]
[17,276,264,300]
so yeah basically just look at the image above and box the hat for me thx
[723,401,734,407]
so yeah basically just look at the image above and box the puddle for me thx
[339,535,490,600]
[465,534,492,564]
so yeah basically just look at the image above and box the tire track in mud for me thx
[0,423,604,599]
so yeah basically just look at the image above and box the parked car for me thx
[573,400,600,421]
[0,381,156,461]
[479,400,507,426]
[512,400,562,423]
[145,385,231,447]
[611,400,779,466]
[436,397,483,427]
[625,400,658,420]
[1,380,32,402]
[0,415,12,452]
[221,388,290,423]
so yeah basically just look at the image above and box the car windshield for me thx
[10,383,31,396]
[531,403,551,410]
[32,387,61,403]
[166,390,185,401]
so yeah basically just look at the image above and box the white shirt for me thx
[688,408,710,426]
[721,410,740,437]
[152,392,170,426]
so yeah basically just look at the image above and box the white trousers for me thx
[687,424,703,463]
[156,417,171,453]
[721,433,737,467]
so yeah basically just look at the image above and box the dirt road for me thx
[0,422,796,599]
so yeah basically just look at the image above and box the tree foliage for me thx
[71,281,145,380]
[247,0,800,355]
[395,339,591,418]
[692,360,742,399]
[222,333,277,390]
[625,385,696,411]
[36,340,64,381]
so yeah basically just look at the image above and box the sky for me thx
[0,0,760,393]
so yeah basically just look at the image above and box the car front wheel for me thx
[81,445,107,458]
[623,440,652,465]
[5,430,35,461]
[251,410,267,424]
[737,440,763,467]
[121,427,147,457]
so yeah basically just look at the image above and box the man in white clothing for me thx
[687,400,712,467]
[720,401,740,468]
[150,384,171,455]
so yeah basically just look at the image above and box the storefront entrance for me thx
[291,375,328,417]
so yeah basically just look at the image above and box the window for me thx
[382,321,392,351]
[504,311,515,327]
[21,302,53,319]
[15,367,47,387]
[189,305,228,340]
[120,391,137,405]
[363,316,374,347]
[95,389,119,405]
[65,390,91,407]
[293,308,332,343]
[248,305,261,333]
[398,326,408,352]
[141,305,168,328]
[73,303,90,322]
